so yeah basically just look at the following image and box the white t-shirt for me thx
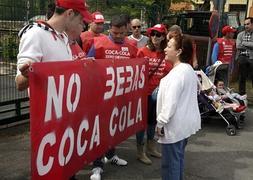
[128,34,149,48]
[156,63,201,144]
[17,25,72,75]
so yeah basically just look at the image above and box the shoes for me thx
[137,144,152,165]
[147,140,162,158]
[104,155,128,166]
[90,167,103,180]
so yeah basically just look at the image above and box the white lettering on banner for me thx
[77,119,89,156]
[104,67,115,100]
[58,127,74,166]
[89,115,100,150]
[110,107,118,136]
[125,66,133,94]
[138,65,145,89]
[136,98,142,122]
[44,75,64,122]
[109,98,143,137]
[127,102,134,128]
[132,65,139,91]
[115,67,125,96]
[119,106,127,132]
[36,115,101,176]
[104,65,146,100]
[37,132,56,176]
[44,74,81,122]
[67,74,81,113]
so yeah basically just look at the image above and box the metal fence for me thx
[0,0,51,125]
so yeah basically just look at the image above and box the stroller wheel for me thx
[226,125,236,136]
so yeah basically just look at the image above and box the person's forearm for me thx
[15,74,29,91]
[236,35,246,50]
[242,41,253,49]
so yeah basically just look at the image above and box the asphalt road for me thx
[0,107,252,180]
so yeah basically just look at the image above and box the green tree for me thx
[87,0,192,25]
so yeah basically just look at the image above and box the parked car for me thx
[162,11,241,69]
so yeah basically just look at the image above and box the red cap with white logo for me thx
[56,0,92,23]
[92,12,105,23]
[222,25,236,35]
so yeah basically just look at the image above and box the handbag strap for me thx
[149,58,164,78]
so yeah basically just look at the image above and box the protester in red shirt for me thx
[136,24,172,165]
[211,25,236,64]
[80,11,106,54]
[87,15,137,180]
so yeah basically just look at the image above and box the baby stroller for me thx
[196,69,247,136]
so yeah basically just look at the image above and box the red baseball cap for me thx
[56,0,92,23]
[92,12,105,23]
[222,25,236,35]
[147,24,167,35]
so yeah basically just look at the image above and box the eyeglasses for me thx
[150,31,162,38]
[132,26,141,29]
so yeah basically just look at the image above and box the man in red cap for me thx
[211,25,236,65]
[16,0,92,90]
[80,11,106,54]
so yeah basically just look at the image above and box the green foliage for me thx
[86,0,193,26]
[0,33,19,61]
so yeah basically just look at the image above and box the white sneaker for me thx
[90,167,103,180]
[105,155,128,166]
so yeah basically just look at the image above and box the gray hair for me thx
[169,25,182,34]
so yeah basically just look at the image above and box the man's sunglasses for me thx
[132,26,141,29]
[150,31,162,38]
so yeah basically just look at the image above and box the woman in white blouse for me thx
[156,35,201,180]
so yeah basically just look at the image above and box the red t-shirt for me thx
[137,46,172,95]
[69,42,86,60]
[80,31,106,54]
[94,36,137,59]
[125,37,137,47]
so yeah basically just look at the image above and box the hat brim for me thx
[80,9,92,23]
[223,29,237,34]
[147,27,165,36]
[93,19,104,23]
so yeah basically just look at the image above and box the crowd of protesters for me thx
[15,1,253,179]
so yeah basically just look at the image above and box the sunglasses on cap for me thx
[132,26,141,29]
[150,31,162,38]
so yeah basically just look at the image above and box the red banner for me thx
[29,58,148,180]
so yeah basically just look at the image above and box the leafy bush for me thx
[0,33,19,62]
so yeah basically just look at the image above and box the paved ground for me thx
[0,107,253,180]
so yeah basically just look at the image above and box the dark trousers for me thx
[238,55,253,95]
[93,148,115,169]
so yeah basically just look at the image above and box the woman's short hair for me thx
[173,35,193,64]
[168,25,182,34]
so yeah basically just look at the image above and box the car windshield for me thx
[179,14,210,36]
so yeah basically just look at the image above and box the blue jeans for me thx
[136,95,156,145]
[161,139,188,180]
